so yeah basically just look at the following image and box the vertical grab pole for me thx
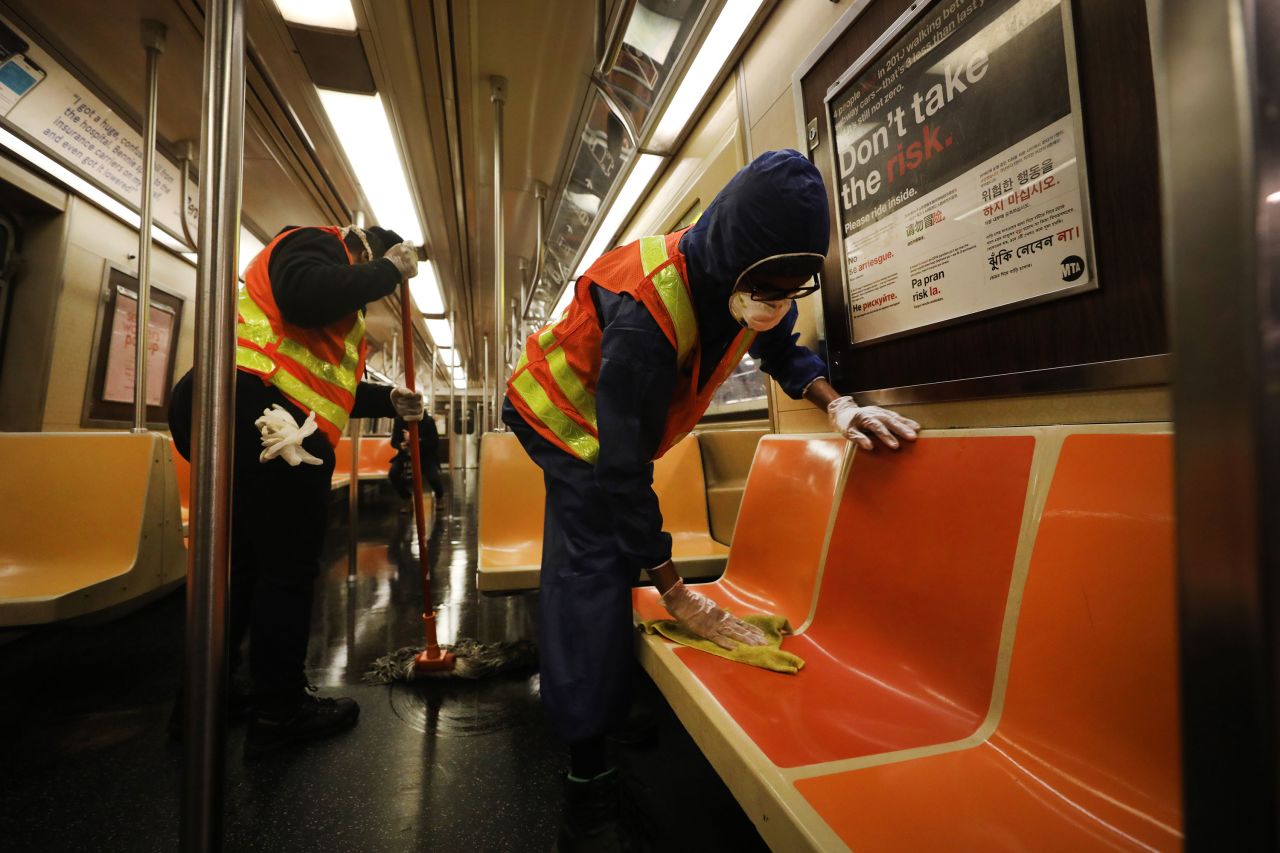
[133,20,166,433]
[448,311,457,475]
[400,280,455,673]
[346,419,359,583]
[482,334,490,433]
[346,211,366,583]
[1158,0,1280,844]
[491,76,507,439]
[183,0,244,849]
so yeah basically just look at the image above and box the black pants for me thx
[170,370,336,702]
[389,455,445,499]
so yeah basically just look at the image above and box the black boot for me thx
[556,771,650,852]
[243,687,359,761]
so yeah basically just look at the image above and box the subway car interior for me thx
[0,0,1276,850]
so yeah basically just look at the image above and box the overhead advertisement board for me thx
[0,13,197,242]
[826,0,1096,345]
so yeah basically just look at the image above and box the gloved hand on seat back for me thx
[390,386,425,422]
[255,404,323,467]
[827,396,920,450]
[661,580,767,650]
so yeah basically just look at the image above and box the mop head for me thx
[365,638,537,683]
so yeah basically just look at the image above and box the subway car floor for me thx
[0,473,768,852]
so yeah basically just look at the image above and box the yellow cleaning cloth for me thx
[640,614,805,674]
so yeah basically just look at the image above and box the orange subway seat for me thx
[477,431,546,583]
[357,436,397,480]
[795,432,1181,852]
[674,434,1036,767]
[0,433,187,625]
[632,435,846,624]
[477,432,728,591]
[649,436,730,576]
[331,436,353,488]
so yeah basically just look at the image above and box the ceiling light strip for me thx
[316,88,425,246]
[648,0,766,152]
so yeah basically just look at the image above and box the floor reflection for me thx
[0,469,764,851]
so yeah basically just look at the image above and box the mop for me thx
[365,279,536,683]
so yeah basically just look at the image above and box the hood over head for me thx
[679,149,830,301]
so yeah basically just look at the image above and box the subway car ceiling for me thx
[0,0,761,389]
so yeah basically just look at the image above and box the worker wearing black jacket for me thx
[169,224,423,760]
[389,413,446,501]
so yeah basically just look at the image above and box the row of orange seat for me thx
[633,427,1181,851]
[0,432,409,627]
[0,432,189,626]
[476,433,730,592]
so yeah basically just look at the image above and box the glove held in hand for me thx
[254,405,323,467]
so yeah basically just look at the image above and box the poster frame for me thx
[81,260,183,429]
[823,0,1099,348]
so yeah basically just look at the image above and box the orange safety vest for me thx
[507,228,755,464]
[234,226,367,447]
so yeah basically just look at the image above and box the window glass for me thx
[703,353,768,419]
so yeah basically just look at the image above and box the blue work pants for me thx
[503,399,635,746]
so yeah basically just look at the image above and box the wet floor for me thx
[0,472,768,851]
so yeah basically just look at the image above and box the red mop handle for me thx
[399,279,443,659]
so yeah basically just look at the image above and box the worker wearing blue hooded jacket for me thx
[503,149,919,850]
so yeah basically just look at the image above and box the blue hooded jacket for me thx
[680,148,830,393]
[504,150,831,571]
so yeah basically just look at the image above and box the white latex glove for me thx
[827,396,920,450]
[254,404,323,466]
[390,386,425,422]
[661,580,767,650]
[383,242,419,279]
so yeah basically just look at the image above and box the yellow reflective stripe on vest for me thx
[237,287,275,348]
[511,369,600,464]
[639,236,696,365]
[235,344,275,375]
[275,313,364,394]
[238,282,364,395]
[535,324,597,428]
[545,346,597,426]
[269,367,350,433]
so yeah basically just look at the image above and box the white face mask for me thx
[729,292,791,331]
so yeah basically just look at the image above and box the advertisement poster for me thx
[0,13,198,239]
[103,288,175,407]
[826,0,1095,344]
